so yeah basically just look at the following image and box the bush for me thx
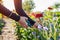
[15,11,60,40]
[0,19,5,35]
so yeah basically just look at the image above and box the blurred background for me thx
[0,0,60,40]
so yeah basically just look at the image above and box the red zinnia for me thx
[48,7,53,10]
[35,13,43,18]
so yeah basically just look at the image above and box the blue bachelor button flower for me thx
[32,32,36,35]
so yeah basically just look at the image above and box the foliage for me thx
[0,19,5,35]
[22,0,35,13]
[15,10,60,40]
[15,24,37,40]
[0,14,2,19]
[52,3,60,9]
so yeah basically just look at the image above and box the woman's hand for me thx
[18,16,28,28]
[33,22,38,28]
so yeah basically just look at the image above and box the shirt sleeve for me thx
[0,4,20,21]
[14,0,35,26]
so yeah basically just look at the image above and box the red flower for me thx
[35,13,43,18]
[48,7,53,10]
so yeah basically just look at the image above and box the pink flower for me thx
[38,24,42,29]
[43,27,48,31]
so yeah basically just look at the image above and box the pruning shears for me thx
[26,19,32,27]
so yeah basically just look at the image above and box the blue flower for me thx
[32,32,36,35]
[37,35,40,38]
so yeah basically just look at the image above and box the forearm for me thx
[14,0,26,16]
[15,9,35,26]
[14,0,35,26]
[0,4,20,21]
